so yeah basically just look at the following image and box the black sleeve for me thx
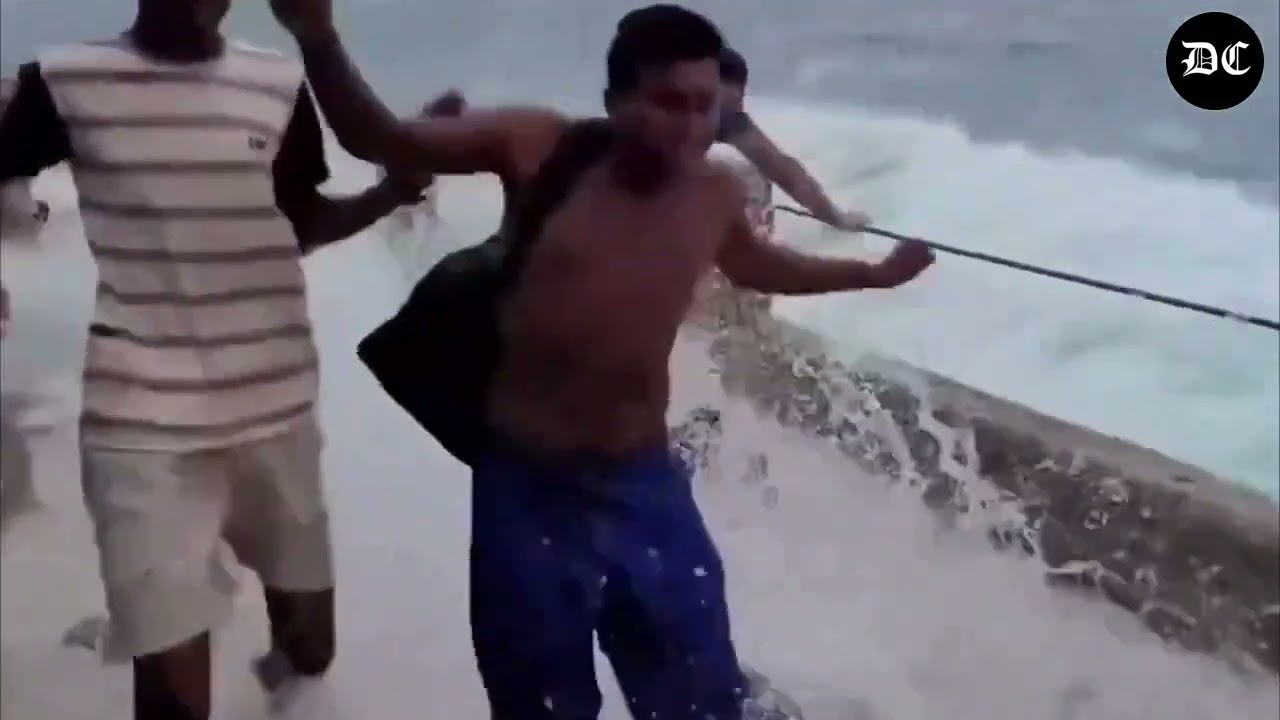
[272,84,332,212]
[0,62,74,181]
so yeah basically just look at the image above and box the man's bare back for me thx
[492,152,737,455]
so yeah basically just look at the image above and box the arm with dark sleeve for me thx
[272,85,406,255]
[0,63,73,181]
[0,63,73,236]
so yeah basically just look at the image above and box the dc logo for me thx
[1166,12,1265,110]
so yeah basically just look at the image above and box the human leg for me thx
[469,447,604,720]
[81,446,240,720]
[595,451,746,719]
[224,416,336,682]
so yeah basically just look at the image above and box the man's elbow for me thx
[292,220,328,254]
[324,118,405,165]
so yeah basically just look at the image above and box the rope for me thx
[775,205,1280,333]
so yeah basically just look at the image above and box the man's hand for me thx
[378,168,432,206]
[267,0,336,41]
[873,238,935,287]
[422,89,466,118]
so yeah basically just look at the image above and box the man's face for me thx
[611,58,720,173]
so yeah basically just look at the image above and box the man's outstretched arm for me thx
[714,172,933,295]
[727,119,863,231]
[273,87,427,254]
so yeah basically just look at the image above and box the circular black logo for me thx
[1166,12,1265,110]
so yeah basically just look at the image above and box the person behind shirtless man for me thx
[715,46,869,232]
[696,46,873,334]
[268,2,933,717]
[0,0,427,717]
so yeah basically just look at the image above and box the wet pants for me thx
[470,440,745,719]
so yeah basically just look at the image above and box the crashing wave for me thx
[679,287,1280,676]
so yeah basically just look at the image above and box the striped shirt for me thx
[0,39,331,451]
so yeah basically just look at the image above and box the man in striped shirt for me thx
[0,1,427,718]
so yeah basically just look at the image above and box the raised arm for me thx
[267,0,561,178]
[713,170,933,295]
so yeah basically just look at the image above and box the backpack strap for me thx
[499,119,613,279]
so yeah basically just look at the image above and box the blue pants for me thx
[470,440,745,719]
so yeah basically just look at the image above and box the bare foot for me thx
[742,664,806,720]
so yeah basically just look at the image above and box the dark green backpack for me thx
[356,119,613,467]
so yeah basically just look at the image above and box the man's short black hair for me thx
[719,47,748,87]
[605,4,725,101]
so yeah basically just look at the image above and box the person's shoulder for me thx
[223,41,303,91]
[688,160,752,241]
[38,39,151,72]
[4,61,57,120]
[488,107,574,177]
[702,159,750,210]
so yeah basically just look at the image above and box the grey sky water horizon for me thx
[3,0,1277,204]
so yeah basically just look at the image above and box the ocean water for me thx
[2,1,1279,718]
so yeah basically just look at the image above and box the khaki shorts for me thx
[81,415,333,659]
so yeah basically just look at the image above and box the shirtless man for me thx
[0,1,426,717]
[268,2,933,717]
